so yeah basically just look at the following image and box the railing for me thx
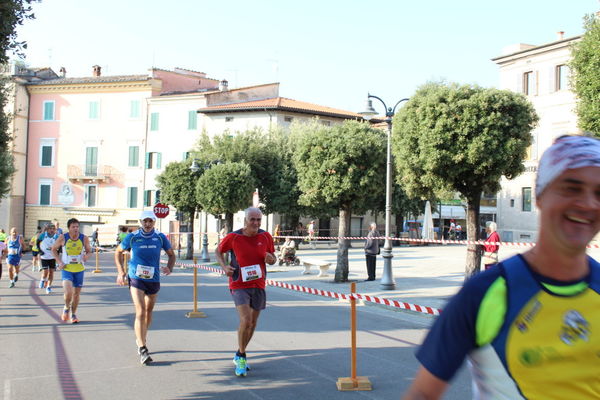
[67,164,111,182]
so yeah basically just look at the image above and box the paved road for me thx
[0,245,481,400]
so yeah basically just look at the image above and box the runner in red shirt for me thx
[216,207,275,377]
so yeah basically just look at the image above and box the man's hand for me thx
[221,264,234,276]
[161,265,172,276]
[265,252,276,265]
[116,274,128,286]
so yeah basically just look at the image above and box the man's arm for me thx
[82,236,92,262]
[51,235,65,268]
[215,249,234,276]
[161,248,176,275]
[401,366,448,400]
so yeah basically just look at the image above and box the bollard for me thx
[92,246,102,273]
[336,282,372,391]
[185,256,207,318]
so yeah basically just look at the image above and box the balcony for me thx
[67,164,111,183]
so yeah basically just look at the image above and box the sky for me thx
[12,0,599,114]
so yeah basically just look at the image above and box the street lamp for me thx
[359,94,409,290]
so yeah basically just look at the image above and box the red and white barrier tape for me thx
[273,235,600,249]
[171,261,442,316]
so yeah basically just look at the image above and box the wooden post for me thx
[92,246,102,273]
[336,282,372,391]
[185,256,206,318]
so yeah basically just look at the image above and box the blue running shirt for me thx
[120,229,171,282]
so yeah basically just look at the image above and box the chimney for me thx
[556,31,565,40]
[219,79,229,91]
[59,67,66,77]
[92,65,101,77]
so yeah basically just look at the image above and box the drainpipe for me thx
[142,96,150,215]
[22,81,31,235]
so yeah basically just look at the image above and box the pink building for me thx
[23,66,218,235]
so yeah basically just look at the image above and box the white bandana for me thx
[536,135,600,198]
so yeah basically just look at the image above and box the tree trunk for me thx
[464,194,482,280]
[185,210,195,260]
[334,206,351,282]
[225,213,234,234]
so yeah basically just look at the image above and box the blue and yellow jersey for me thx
[61,233,86,273]
[416,254,600,399]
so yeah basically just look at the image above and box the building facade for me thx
[493,34,581,242]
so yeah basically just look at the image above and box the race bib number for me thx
[8,248,18,255]
[135,264,155,280]
[69,255,82,264]
[240,264,262,282]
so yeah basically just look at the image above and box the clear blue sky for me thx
[13,0,599,114]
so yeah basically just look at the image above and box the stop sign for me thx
[153,203,170,219]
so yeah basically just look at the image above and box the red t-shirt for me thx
[218,229,275,290]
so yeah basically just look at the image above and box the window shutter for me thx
[145,152,151,169]
[156,153,162,169]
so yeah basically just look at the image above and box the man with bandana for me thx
[402,135,600,399]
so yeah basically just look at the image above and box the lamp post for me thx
[360,94,409,290]
[190,160,210,262]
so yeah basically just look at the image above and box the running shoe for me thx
[14,274,18,282]
[39,280,45,289]
[71,314,79,324]
[61,308,70,322]
[9,281,15,288]
[140,347,153,365]
[46,286,52,294]
[137,345,150,355]
[233,354,250,371]
[234,356,248,377]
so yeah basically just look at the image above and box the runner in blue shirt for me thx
[115,210,175,365]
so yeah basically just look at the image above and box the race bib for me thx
[8,248,18,255]
[240,264,262,282]
[135,264,155,280]
[69,255,82,264]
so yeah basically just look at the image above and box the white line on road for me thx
[4,379,10,400]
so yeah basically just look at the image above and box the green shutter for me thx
[89,101,99,119]
[40,184,51,205]
[156,153,162,169]
[41,146,53,166]
[144,190,151,207]
[150,113,159,131]
[130,100,140,118]
[145,152,151,168]
[128,187,138,208]
[85,147,98,176]
[188,110,197,130]
[43,102,54,120]
[128,146,139,167]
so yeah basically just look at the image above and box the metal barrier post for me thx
[185,257,207,318]
[92,246,102,273]
[336,282,372,391]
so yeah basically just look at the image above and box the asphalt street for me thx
[5,242,568,399]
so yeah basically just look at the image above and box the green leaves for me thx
[570,14,600,136]
[195,162,255,216]
[155,160,198,214]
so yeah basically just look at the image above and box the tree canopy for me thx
[293,120,386,282]
[156,160,198,215]
[393,82,538,277]
[570,13,600,136]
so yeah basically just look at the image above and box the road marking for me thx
[4,379,10,400]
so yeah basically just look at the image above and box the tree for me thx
[393,82,538,278]
[570,13,600,136]
[1,0,36,200]
[293,120,386,282]
[156,160,199,259]
[195,162,255,231]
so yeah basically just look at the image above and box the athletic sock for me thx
[236,350,246,358]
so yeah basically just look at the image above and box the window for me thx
[321,120,331,126]
[39,139,55,167]
[150,112,159,131]
[43,101,55,121]
[39,180,52,205]
[556,65,569,91]
[523,71,536,96]
[522,187,532,212]
[225,116,234,122]
[182,151,191,161]
[144,190,154,207]
[130,100,141,119]
[85,147,98,176]
[128,146,139,167]
[85,185,97,207]
[284,116,293,123]
[188,110,198,130]
[145,152,162,169]
[89,101,100,119]
[127,187,138,208]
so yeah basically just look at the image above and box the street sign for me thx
[153,203,170,219]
